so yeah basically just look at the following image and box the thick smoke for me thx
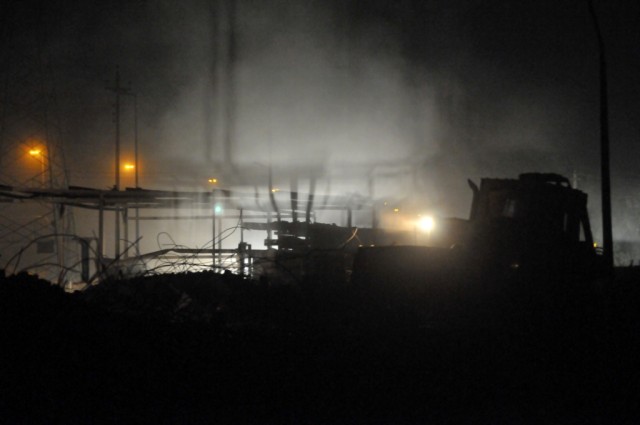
[6,0,640,259]
[48,1,605,206]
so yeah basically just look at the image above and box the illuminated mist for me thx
[4,0,640,263]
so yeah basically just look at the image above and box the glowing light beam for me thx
[417,215,435,233]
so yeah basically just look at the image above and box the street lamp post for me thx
[107,68,134,260]
[128,92,140,255]
[133,93,139,189]
[28,143,65,281]
[133,94,140,253]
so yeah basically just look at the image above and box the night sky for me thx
[2,0,639,242]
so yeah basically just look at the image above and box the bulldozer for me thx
[352,173,602,295]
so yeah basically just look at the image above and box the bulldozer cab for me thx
[467,173,597,277]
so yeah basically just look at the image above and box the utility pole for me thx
[224,0,237,166]
[133,93,140,255]
[106,68,128,191]
[106,67,131,259]
[589,0,614,276]
[133,93,139,189]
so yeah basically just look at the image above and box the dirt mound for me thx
[1,271,639,423]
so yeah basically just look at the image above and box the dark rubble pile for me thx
[2,270,640,423]
[1,271,323,424]
[80,271,292,328]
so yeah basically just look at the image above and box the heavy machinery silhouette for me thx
[352,173,601,292]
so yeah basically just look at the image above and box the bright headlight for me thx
[417,215,435,233]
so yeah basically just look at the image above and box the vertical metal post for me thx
[98,194,104,274]
[290,175,298,230]
[268,166,281,222]
[217,217,222,257]
[589,0,614,275]
[306,175,315,224]
[240,208,244,243]
[369,173,377,244]
[267,211,272,245]
[123,207,129,258]
[115,204,120,259]
[107,68,131,260]
[44,143,64,282]
[134,93,140,255]
[114,69,121,260]
[133,94,139,189]
[80,238,90,282]
[212,190,216,269]
[224,0,237,165]
[114,68,121,192]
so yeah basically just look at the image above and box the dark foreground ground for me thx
[1,269,640,424]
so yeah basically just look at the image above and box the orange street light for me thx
[208,178,218,184]
[28,147,47,186]
[123,163,135,171]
